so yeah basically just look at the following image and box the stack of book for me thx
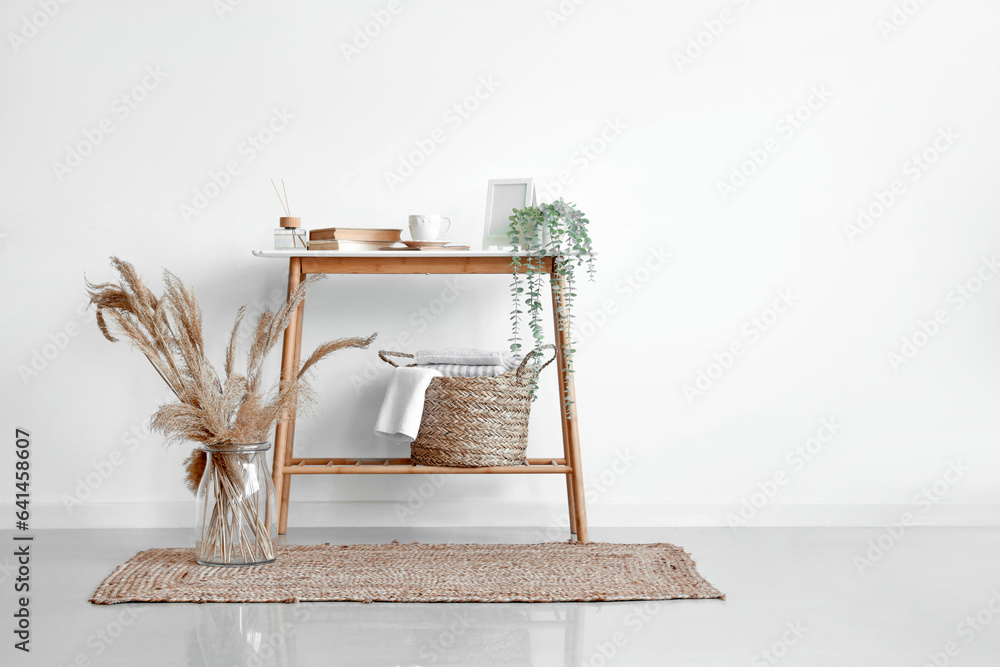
[308,228,402,251]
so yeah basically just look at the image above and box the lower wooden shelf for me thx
[284,457,571,475]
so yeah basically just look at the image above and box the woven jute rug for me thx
[91,542,723,604]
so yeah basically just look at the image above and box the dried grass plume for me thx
[87,258,376,492]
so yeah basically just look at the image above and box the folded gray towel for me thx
[422,363,509,377]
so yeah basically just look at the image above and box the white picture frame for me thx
[482,178,536,250]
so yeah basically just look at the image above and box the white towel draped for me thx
[374,367,442,443]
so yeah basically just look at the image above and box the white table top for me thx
[253,250,526,258]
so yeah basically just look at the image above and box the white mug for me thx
[408,215,451,241]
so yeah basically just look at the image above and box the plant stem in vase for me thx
[195,443,276,566]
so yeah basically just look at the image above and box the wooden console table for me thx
[253,250,588,542]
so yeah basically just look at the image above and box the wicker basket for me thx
[378,345,556,467]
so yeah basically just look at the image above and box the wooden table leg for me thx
[550,273,578,535]
[280,295,306,532]
[272,257,304,535]
[550,265,588,543]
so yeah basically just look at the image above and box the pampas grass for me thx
[86,257,377,488]
[88,258,376,565]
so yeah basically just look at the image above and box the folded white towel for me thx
[374,367,442,443]
[422,363,510,378]
[414,347,520,369]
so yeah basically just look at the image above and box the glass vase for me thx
[195,442,277,567]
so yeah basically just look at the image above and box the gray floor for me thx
[4,526,998,666]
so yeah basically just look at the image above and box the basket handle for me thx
[378,350,416,368]
[515,344,557,381]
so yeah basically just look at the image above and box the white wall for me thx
[2,0,999,529]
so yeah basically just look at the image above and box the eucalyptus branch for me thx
[507,199,596,405]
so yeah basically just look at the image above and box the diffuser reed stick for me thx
[271,179,290,216]
[272,178,301,230]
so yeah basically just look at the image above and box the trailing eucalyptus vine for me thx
[506,199,595,409]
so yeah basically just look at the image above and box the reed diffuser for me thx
[272,179,306,250]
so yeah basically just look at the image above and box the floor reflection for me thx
[192,604,300,666]
[190,601,589,666]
